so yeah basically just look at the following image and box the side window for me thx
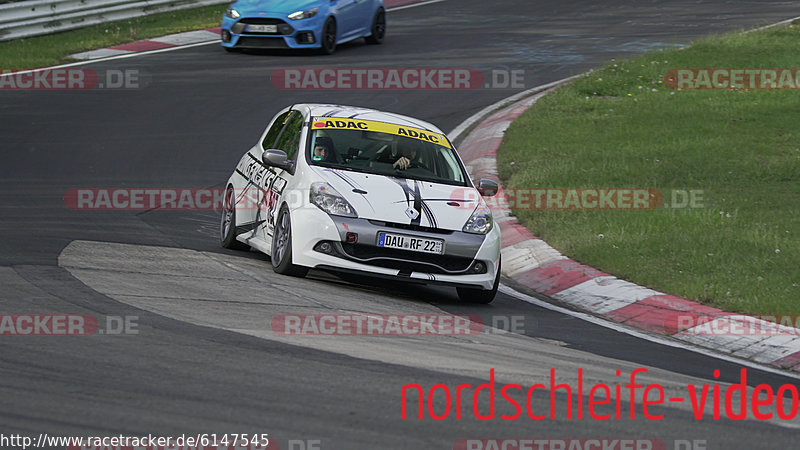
[261,111,292,150]
[273,111,304,160]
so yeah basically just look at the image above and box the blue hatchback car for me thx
[221,0,385,54]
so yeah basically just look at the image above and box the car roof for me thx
[295,103,446,135]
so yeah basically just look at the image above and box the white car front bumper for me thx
[290,204,501,290]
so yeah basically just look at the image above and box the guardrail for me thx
[0,0,228,41]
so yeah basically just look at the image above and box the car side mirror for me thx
[262,149,293,171]
[477,178,498,197]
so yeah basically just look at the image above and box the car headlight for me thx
[225,7,240,19]
[310,182,357,217]
[288,7,319,20]
[463,203,493,234]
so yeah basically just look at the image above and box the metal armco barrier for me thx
[0,0,228,41]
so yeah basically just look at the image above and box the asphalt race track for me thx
[2,1,800,448]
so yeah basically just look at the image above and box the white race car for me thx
[220,104,501,303]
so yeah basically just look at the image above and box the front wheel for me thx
[220,186,249,250]
[365,8,386,45]
[271,205,309,277]
[320,18,337,55]
[456,260,500,304]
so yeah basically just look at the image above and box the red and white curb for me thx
[68,0,438,61]
[71,27,222,60]
[456,87,800,374]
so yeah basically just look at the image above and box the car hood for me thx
[313,168,482,231]
[231,0,318,15]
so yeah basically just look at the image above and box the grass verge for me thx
[497,24,800,315]
[0,4,226,69]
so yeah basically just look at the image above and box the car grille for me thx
[339,243,474,274]
[234,37,289,49]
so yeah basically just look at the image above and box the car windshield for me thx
[307,117,469,186]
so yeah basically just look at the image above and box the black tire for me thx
[220,186,250,250]
[365,8,386,45]
[456,260,500,304]
[271,205,309,277]
[320,18,337,55]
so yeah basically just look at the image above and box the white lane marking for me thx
[0,0,450,75]
[388,0,449,12]
[749,15,800,32]
[499,284,800,381]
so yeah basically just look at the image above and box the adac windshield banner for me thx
[311,117,452,149]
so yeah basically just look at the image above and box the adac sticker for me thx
[311,117,451,149]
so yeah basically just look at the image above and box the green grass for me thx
[0,4,226,69]
[497,24,800,315]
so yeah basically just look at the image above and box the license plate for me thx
[377,232,444,255]
[246,24,277,33]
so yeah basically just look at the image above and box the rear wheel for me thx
[220,186,249,250]
[271,205,309,277]
[456,260,500,304]
[365,8,386,45]
[320,18,337,54]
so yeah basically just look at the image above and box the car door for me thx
[258,110,304,240]
[330,0,360,39]
[237,109,291,240]
[349,0,375,36]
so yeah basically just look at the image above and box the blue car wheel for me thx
[365,8,386,45]
[320,18,337,54]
